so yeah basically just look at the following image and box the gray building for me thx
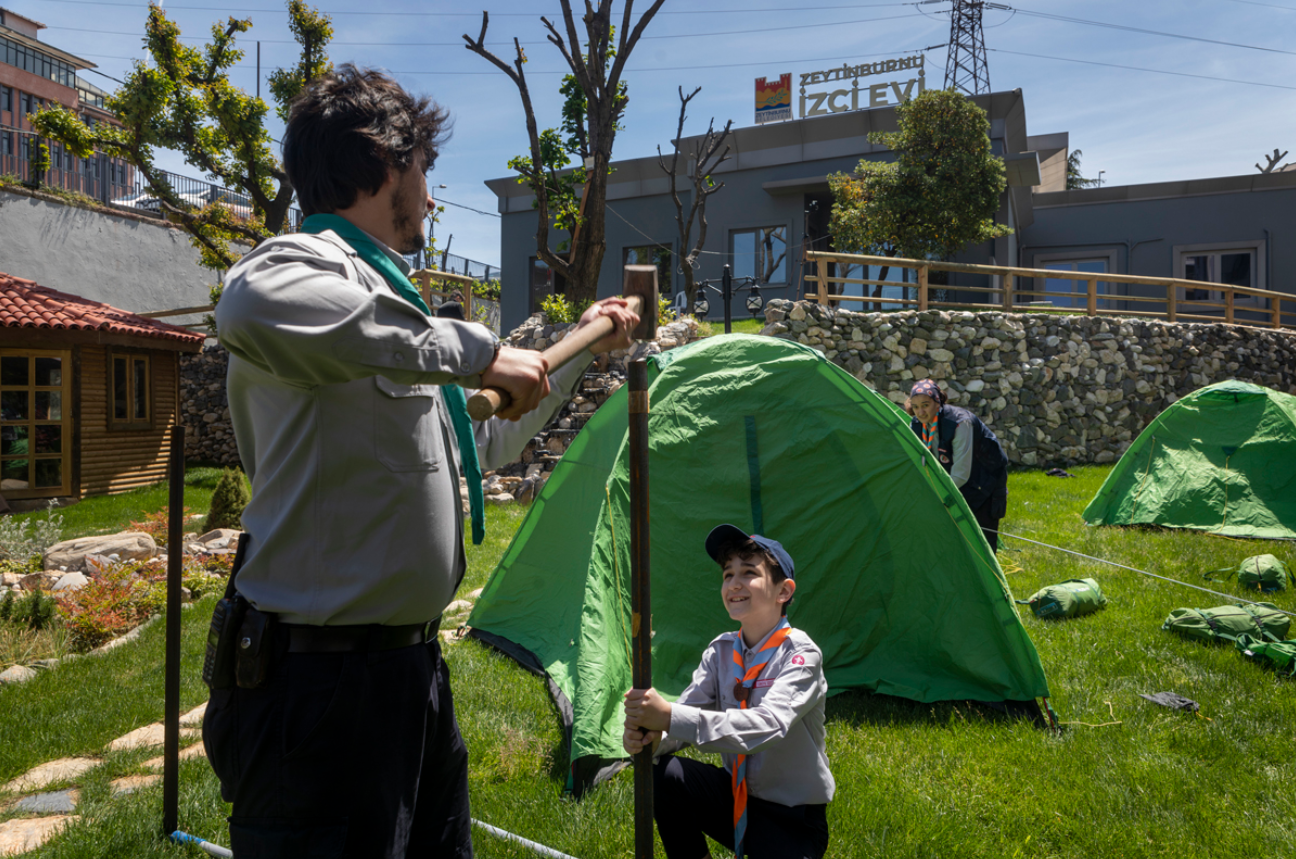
[487,89,1296,332]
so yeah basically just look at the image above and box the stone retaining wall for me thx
[761,299,1296,466]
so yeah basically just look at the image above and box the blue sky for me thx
[18,0,1296,267]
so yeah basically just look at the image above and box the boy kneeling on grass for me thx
[623,525,835,859]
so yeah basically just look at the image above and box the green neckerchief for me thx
[302,213,486,545]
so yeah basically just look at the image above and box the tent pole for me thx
[628,359,653,859]
[162,424,185,836]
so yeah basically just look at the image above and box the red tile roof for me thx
[0,272,206,347]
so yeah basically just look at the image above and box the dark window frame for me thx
[107,350,154,431]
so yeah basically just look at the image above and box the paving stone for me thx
[0,815,77,856]
[3,758,100,794]
[143,742,207,771]
[106,723,200,752]
[10,789,79,814]
[110,775,161,795]
[179,701,208,726]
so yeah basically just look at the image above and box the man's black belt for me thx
[284,617,442,653]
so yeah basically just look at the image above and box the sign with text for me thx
[799,54,926,118]
[755,74,793,125]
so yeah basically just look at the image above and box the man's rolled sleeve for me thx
[218,246,497,388]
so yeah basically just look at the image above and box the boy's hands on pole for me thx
[479,348,550,421]
[575,297,641,355]
[622,725,662,756]
[624,687,672,732]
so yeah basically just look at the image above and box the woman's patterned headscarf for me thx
[909,379,946,406]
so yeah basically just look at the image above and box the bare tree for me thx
[464,1,666,306]
[1257,148,1291,174]
[657,86,732,311]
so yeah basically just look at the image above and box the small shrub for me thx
[0,589,59,631]
[128,507,192,549]
[658,295,678,325]
[0,503,64,562]
[57,560,164,652]
[538,293,593,326]
[204,468,250,532]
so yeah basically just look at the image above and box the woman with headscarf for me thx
[907,379,1009,551]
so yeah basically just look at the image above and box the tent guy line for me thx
[993,529,1296,618]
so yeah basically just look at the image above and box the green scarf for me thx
[302,213,486,545]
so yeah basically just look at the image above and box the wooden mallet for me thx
[466,265,659,421]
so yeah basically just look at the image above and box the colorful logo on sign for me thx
[755,74,792,125]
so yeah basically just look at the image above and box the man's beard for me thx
[390,184,425,255]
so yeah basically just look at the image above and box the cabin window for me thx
[0,350,72,498]
[110,352,151,428]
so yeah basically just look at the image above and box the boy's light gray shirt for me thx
[217,229,588,626]
[658,627,836,808]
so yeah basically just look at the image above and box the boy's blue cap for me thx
[704,524,795,580]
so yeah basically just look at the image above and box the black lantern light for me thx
[693,289,710,317]
[745,284,763,315]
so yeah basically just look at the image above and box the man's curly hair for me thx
[284,64,450,216]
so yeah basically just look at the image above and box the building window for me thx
[1,131,10,157]
[1030,251,1119,308]
[1174,241,1265,308]
[622,244,673,295]
[0,350,71,497]
[110,353,151,427]
[1,85,10,113]
[529,257,568,316]
[732,225,789,284]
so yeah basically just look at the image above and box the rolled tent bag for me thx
[1234,634,1296,678]
[1162,603,1291,644]
[1016,578,1107,620]
[1203,555,1291,593]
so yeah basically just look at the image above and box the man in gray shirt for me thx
[203,64,637,858]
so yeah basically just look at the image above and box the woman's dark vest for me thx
[910,405,1008,510]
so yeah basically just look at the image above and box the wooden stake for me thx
[628,359,653,859]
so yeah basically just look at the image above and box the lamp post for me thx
[1097,171,1105,188]
[692,264,763,334]
[426,184,447,270]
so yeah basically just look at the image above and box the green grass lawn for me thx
[3,466,1294,857]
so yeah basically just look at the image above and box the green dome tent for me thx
[1083,380,1296,540]
[467,335,1049,788]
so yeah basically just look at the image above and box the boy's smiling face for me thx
[721,553,795,635]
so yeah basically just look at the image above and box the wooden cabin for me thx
[0,271,205,504]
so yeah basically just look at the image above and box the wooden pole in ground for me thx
[162,424,185,836]
[628,358,653,859]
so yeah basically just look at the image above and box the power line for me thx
[1220,0,1296,8]
[33,0,923,14]
[1009,5,1296,57]
[438,198,500,218]
[69,44,945,76]
[989,47,1296,92]
[43,11,931,46]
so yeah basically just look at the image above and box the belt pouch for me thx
[203,594,247,690]
[235,608,277,689]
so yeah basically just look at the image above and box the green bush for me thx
[204,468,250,533]
[0,503,64,562]
[539,293,592,325]
[56,560,165,652]
[0,588,59,631]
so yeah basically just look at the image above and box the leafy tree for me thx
[32,0,333,273]
[464,1,666,306]
[1067,148,1100,189]
[828,89,1010,303]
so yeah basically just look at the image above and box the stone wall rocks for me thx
[761,299,1296,467]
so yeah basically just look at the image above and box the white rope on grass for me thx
[994,529,1296,618]
[472,819,582,859]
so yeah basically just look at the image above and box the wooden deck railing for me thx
[806,251,1296,331]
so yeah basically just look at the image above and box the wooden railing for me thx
[806,251,1296,331]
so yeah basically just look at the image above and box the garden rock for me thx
[43,532,157,572]
[18,572,57,591]
[51,572,89,592]
[0,665,37,685]
[195,529,241,551]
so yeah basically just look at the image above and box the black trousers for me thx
[654,755,828,859]
[203,633,472,858]
[969,485,1008,552]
